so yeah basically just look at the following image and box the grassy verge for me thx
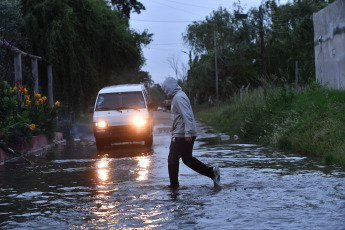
[195,84,345,166]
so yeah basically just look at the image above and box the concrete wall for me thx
[313,0,345,89]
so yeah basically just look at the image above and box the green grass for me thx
[195,84,345,166]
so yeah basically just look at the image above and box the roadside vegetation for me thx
[0,0,150,155]
[0,77,60,155]
[196,83,345,166]
[180,0,331,104]
[1,0,152,117]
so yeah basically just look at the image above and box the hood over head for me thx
[161,77,181,97]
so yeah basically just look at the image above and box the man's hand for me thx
[185,137,192,143]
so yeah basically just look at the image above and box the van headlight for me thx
[95,121,108,128]
[133,116,148,127]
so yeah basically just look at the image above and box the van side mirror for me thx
[88,106,94,114]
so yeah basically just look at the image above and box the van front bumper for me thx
[93,125,151,142]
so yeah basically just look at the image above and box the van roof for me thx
[98,84,145,94]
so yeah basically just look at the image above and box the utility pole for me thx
[259,6,267,78]
[188,50,192,100]
[214,31,219,103]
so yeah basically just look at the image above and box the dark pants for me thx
[168,137,214,188]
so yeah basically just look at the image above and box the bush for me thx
[0,78,60,149]
[196,83,345,166]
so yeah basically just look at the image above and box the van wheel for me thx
[96,139,106,151]
[145,135,153,147]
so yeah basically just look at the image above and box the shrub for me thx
[196,83,345,166]
[0,78,60,149]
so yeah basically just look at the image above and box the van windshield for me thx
[95,91,146,111]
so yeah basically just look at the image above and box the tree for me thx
[148,83,166,108]
[21,0,152,114]
[111,69,153,86]
[183,1,331,103]
[183,7,259,102]
[167,55,180,79]
[110,0,145,18]
[0,1,29,83]
[187,54,215,104]
[264,0,329,84]
[167,55,186,81]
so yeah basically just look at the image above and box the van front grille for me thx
[108,125,135,137]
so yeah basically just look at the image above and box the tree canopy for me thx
[0,1,29,83]
[183,0,330,103]
[110,0,145,18]
[19,0,152,114]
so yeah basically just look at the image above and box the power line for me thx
[160,0,213,10]
[131,19,194,23]
[143,47,181,52]
[150,43,183,46]
[150,0,201,17]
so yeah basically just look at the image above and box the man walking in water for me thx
[161,77,222,189]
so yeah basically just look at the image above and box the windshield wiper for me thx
[116,106,140,112]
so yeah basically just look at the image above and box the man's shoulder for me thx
[174,90,187,99]
[173,91,191,110]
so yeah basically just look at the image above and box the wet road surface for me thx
[1,111,345,229]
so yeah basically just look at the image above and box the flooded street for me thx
[1,111,345,229]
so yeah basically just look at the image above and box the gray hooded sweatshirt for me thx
[162,77,197,138]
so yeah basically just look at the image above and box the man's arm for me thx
[175,95,194,141]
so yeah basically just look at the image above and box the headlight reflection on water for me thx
[85,155,164,229]
[136,155,151,181]
[95,154,152,184]
[96,157,110,182]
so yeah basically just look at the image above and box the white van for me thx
[92,84,153,150]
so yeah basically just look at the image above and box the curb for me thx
[0,133,66,165]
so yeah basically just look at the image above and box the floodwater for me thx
[1,111,345,229]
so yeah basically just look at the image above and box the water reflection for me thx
[97,143,153,158]
[86,144,156,228]
[2,131,345,229]
[136,156,151,181]
[96,157,110,182]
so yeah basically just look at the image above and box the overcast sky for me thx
[130,0,287,84]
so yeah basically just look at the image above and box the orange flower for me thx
[19,86,24,93]
[26,95,30,101]
[35,101,39,106]
[23,88,28,94]
[13,86,17,92]
[42,96,47,101]
[35,93,41,99]
[39,98,44,104]
[29,124,35,130]
[54,101,60,107]
[26,100,31,105]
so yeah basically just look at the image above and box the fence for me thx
[0,39,54,105]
